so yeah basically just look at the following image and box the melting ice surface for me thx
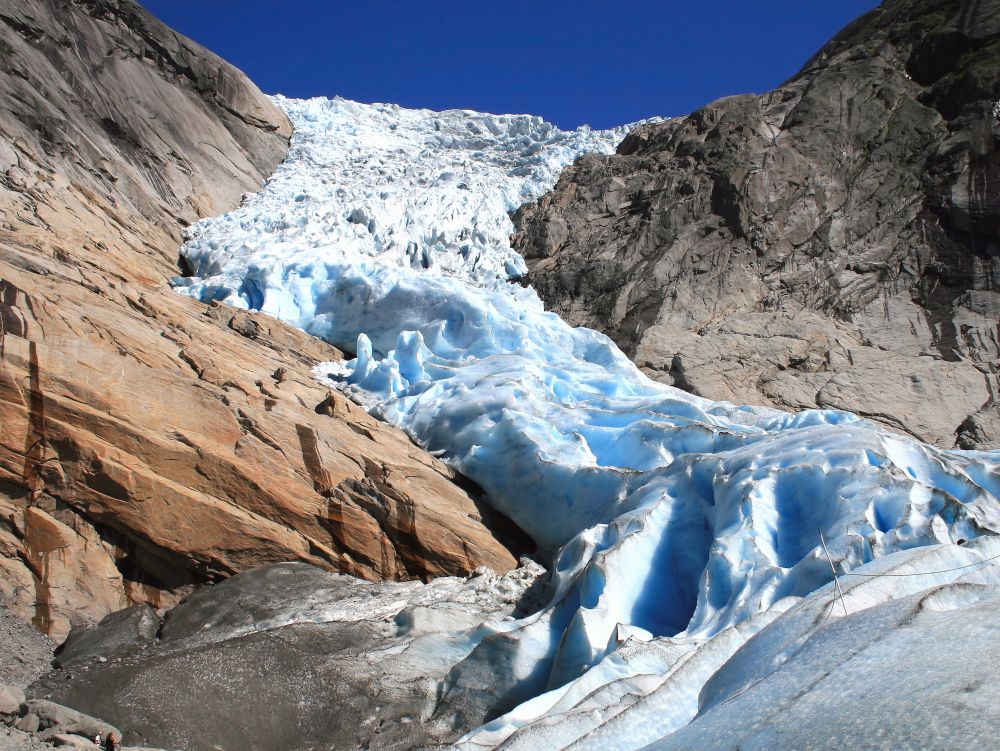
[175,96,1000,747]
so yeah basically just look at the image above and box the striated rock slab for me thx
[515,0,1000,449]
[0,282,525,640]
[0,0,291,286]
[0,0,524,642]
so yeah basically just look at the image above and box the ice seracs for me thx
[175,95,634,317]
[175,96,1000,747]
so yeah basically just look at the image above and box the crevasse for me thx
[174,96,1000,746]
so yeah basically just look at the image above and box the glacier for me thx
[174,96,1000,747]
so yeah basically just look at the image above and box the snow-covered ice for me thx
[174,96,1000,747]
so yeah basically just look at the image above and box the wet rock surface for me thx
[515,0,1000,449]
[29,561,549,751]
[0,0,525,642]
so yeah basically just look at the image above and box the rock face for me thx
[0,0,523,642]
[30,561,548,751]
[515,0,1000,449]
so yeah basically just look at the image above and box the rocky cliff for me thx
[515,0,1000,449]
[0,0,523,642]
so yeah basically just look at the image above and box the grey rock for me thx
[0,0,291,245]
[957,400,1000,448]
[47,735,98,750]
[12,716,37,735]
[0,596,53,690]
[54,607,159,669]
[0,725,51,751]
[0,684,24,719]
[515,0,1000,449]
[25,701,118,744]
[156,561,381,650]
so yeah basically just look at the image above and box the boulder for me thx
[0,682,24,718]
[49,733,100,750]
[24,699,120,742]
[14,712,39,734]
[54,606,159,668]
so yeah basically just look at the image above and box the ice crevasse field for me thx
[174,96,1000,748]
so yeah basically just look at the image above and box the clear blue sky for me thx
[140,0,881,130]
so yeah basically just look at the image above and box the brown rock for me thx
[0,0,523,639]
[18,507,128,643]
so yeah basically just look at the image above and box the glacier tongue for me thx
[175,96,1000,746]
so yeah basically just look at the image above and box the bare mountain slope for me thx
[516,0,1000,449]
[0,0,522,642]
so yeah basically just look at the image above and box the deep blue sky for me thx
[140,1,881,130]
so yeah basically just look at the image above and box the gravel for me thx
[0,594,54,690]
[0,725,51,751]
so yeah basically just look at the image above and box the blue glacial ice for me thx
[174,96,1000,747]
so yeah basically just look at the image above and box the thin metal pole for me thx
[818,527,849,618]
